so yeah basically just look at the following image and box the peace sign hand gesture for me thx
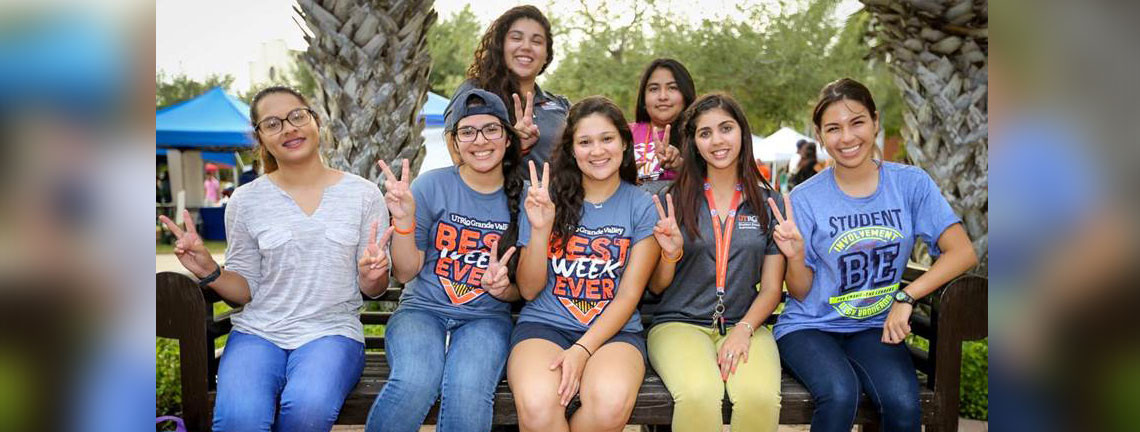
[481,239,517,298]
[767,194,805,260]
[524,161,555,231]
[158,210,219,279]
[378,159,415,230]
[358,220,395,282]
[652,193,683,260]
[652,125,682,170]
[512,92,540,152]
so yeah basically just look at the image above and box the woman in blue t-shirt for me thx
[770,78,978,432]
[508,96,660,432]
[365,88,524,432]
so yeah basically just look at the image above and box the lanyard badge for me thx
[704,181,742,336]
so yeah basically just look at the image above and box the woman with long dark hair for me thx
[645,93,785,431]
[159,86,389,432]
[447,5,570,167]
[629,58,696,181]
[508,97,659,432]
[773,78,977,431]
[788,139,820,189]
[364,89,524,432]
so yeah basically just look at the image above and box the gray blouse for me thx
[223,173,387,349]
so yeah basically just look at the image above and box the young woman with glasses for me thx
[364,88,526,432]
[159,86,390,432]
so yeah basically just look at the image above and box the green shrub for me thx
[156,338,181,416]
[960,339,988,420]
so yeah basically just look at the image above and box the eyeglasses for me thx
[255,108,315,136]
[455,123,505,143]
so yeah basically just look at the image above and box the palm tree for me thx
[295,0,437,183]
[860,0,989,274]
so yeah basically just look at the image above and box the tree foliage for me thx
[543,0,900,136]
[427,5,481,97]
[155,72,236,109]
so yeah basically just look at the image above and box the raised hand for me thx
[512,92,540,151]
[358,220,394,282]
[158,210,218,279]
[378,159,415,230]
[768,194,805,260]
[652,125,682,170]
[524,161,555,230]
[652,193,683,260]
[480,238,517,298]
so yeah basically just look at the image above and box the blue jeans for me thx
[778,328,921,432]
[212,331,365,432]
[365,308,512,432]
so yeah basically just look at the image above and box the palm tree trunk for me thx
[296,0,437,183]
[860,0,989,274]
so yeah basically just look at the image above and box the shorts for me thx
[510,321,648,364]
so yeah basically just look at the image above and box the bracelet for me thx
[393,224,414,235]
[197,264,222,288]
[573,342,593,357]
[661,249,683,263]
[736,320,755,336]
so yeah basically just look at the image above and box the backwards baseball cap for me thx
[444,88,511,132]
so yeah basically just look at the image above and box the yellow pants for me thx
[647,321,781,432]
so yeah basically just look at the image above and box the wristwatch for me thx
[893,289,916,305]
[197,264,222,288]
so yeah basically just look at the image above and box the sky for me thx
[156,0,863,91]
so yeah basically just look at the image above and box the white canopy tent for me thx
[753,126,818,162]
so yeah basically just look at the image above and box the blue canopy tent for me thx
[421,91,448,127]
[157,86,255,151]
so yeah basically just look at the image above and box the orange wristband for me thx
[394,224,414,235]
[662,249,683,263]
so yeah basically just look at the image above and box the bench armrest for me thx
[156,271,215,432]
[927,274,988,431]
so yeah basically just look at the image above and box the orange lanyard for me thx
[704,181,742,334]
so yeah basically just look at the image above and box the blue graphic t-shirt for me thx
[398,166,513,320]
[773,162,961,339]
[516,181,658,333]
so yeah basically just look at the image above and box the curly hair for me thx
[669,93,775,239]
[549,96,638,243]
[447,96,526,273]
[466,5,554,124]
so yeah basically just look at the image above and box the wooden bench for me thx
[158,265,986,431]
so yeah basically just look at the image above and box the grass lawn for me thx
[156,240,228,254]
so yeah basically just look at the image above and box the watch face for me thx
[895,291,909,302]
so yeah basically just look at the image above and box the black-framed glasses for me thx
[455,123,505,143]
[255,108,315,136]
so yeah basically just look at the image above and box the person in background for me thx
[203,163,221,206]
[449,5,569,167]
[788,139,820,190]
[239,159,261,186]
[628,58,695,181]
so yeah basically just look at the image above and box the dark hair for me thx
[549,96,638,243]
[670,93,774,239]
[811,78,878,132]
[467,5,554,124]
[249,86,315,174]
[796,140,818,172]
[634,58,696,149]
[448,96,526,272]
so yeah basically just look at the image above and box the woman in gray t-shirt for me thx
[160,86,390,432]
[644,93,786,431]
